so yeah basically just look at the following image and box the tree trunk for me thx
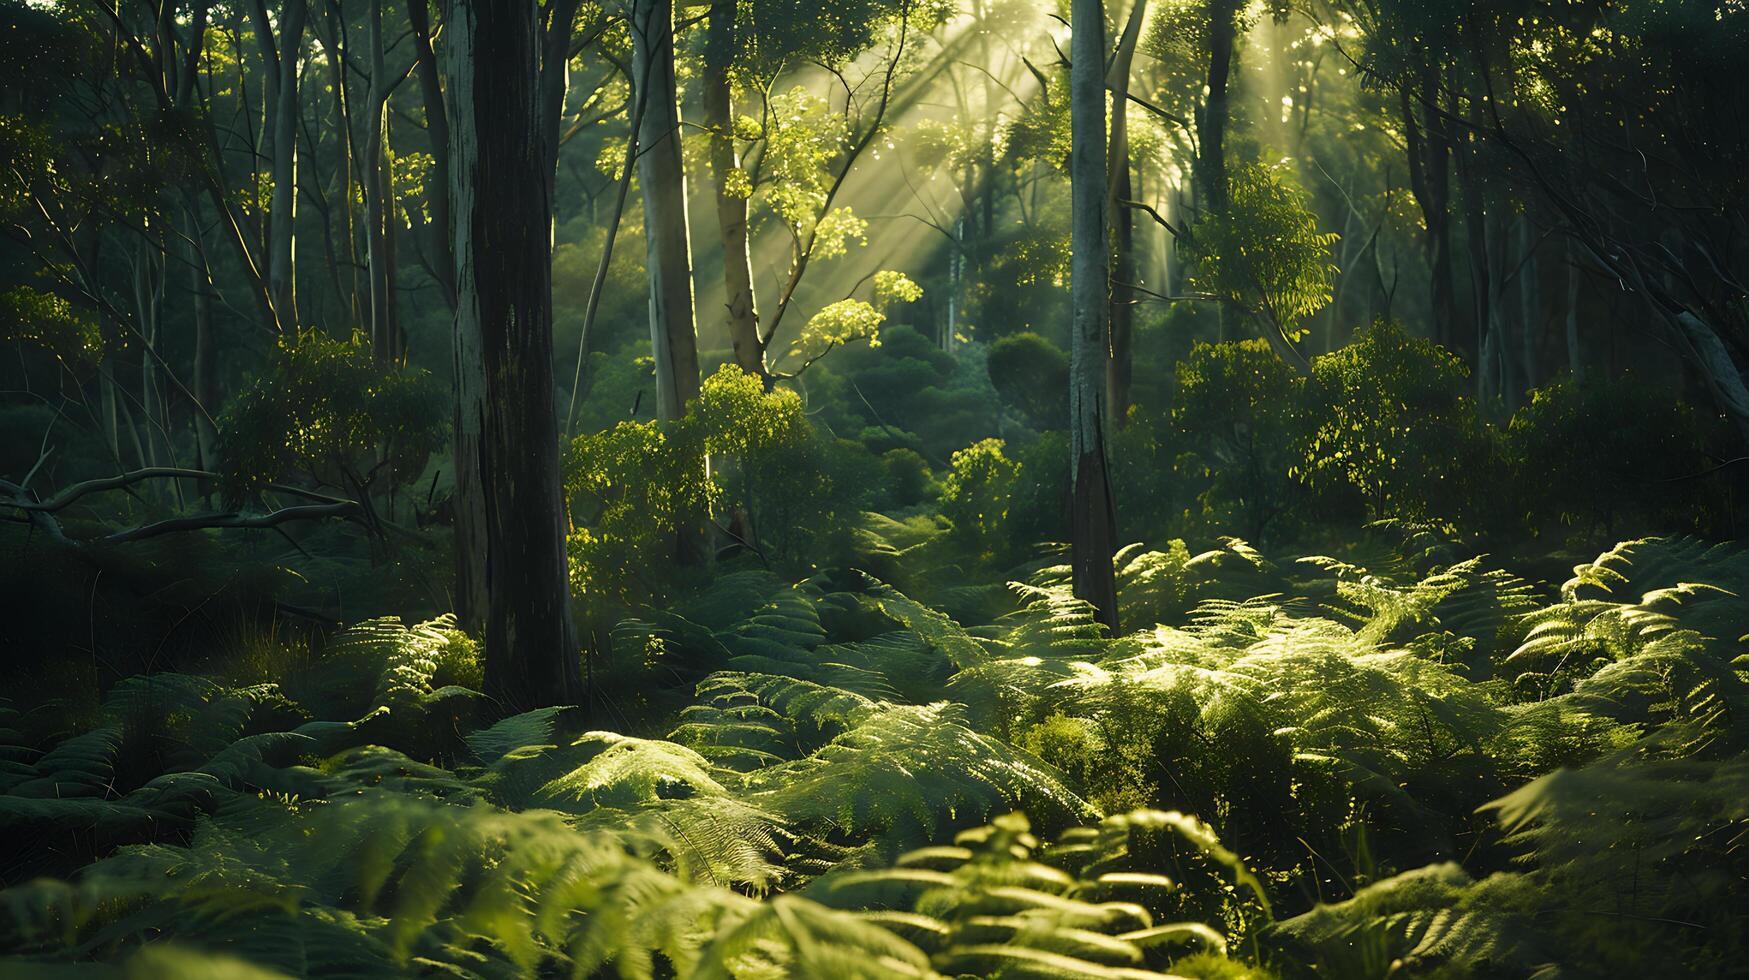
[1105,0,1147,427]
[444,0,582,708]
[318,2,363,328]
[184,201,218,482]
[704,0,763,377]
[1455,87,1495,401]
[1199,0,1239,342]
[632,0,701,422]
[248,0,308,332]
[1516,213,1539,400]
[365,0,402,362]
[409,0,455,308]
[1564,238,1583,381]
[1400,68,1457,352]
[1070,0,1119,632]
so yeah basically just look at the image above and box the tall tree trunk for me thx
[365,0,402,361]
[633,0,701,420]
[318,2,363,328]
[704,0,763,377]
[1199,0,1239,342]
[184,201,218,483]
[409,0,455,308]
[1070,0,1119,632]
[262,0,307,330]
[1400,67,1457,351]
[1105,0,1147,427]
[1564,238,1583,381]
[1455,87,1495,400]
[444,0,582,708]
[1516,213,1539,400]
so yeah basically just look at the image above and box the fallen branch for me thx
[103,502,362,544]
[6,467,350,513]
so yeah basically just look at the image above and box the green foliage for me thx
[881,447,934,508]
[565,416,717,602]
[788,271,923,371]
[7,531,1749,977]
[567,367,860,602]
[1505,374,1716,536]
[1298,321,1484,522]
[988,331,1070,430]
[1173,340,1305,542]
[1189,164,1339,334]
[939,438,1022,559]
[0,286,102,364]
[218,331,446,499]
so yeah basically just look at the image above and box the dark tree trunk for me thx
[1198,0,1239,341]
[1070,0,1119,632]
[1400,69,1458,352]
[445,0,582,709]
[409,0,455,308]
[1197,0,1239,217]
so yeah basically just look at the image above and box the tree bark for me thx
[1105,0,1147,427]
[1564,238,1583,381]
[408,0,455,308]
[632,0,701,421]
[248,0,308,332]
[704,0,763,377]
[1400,68,1457,352]
[1455,86,1495,400]
[1070,0,1119,632]
[365,0,403,362]
[444,0,583,707]
[1199,0,1239,342]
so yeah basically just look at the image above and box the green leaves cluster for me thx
[939,437,1022,558]
[565,366,856,603]
[0,286,102,364]
[218,331,447,499]
[1189,164,1340,333]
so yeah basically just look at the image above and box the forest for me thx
[1,0,1747,976]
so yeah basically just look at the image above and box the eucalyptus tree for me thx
[631,0,700,422]
[1068,0,1119,630]
[697,0,947,379]
[443,0,582,707]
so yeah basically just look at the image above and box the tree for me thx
[1105,0,1149,425]
[631,0,700,423]
[444,0,582,709]
[246,0,309,333]
[1069,0,1119,631]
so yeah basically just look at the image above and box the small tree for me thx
[220,331,446,528]
[1189,162,1339,368]
[1296,320,1483,522]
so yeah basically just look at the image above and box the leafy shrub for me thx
[880,447,934,507]
[987,331,1069,430]
[1189,163,1339,338]
[939,437,1021,559]
[567,366,855,603]
[1504,374,1716,538]
[1298,321,1487,524]
[218,330,447,503]
[1173,339,1307,543]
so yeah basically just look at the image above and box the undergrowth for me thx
[2,529,1746,978]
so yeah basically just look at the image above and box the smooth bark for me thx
[1070,0,1119,632]
[704,0,763,377]
[1105,0,1148,427]
[632,0,701,422]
